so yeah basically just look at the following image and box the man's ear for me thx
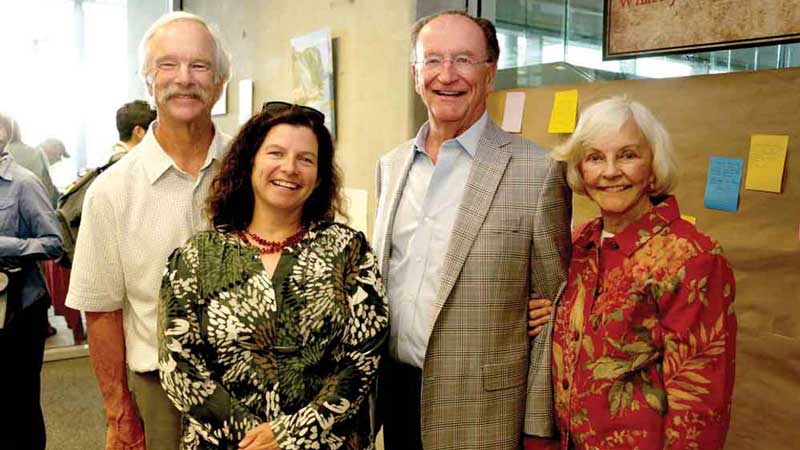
[485,63,498,92]
[133,125,147,140]
[411,63,423,96]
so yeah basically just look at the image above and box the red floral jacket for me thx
[552,196,737,450]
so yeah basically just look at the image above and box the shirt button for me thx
[562,379,569,390]
[572,331,580,342]
[609,241,620,250]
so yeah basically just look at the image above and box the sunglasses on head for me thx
[261,101,325,123]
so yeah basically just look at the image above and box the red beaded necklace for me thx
[241,226,307,255]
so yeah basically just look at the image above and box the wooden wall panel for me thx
[487,67,800,450]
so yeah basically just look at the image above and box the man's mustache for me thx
[160,86,210,103]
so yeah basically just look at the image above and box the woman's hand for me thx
[239,423,279,450]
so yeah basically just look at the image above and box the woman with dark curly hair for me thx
[158,102,389,450]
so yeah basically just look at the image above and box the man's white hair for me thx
[137,11,231,85]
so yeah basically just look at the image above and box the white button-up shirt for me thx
[387,113,488,368]
[66,123,230,372]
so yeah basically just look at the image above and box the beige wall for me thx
[183,0,418,236]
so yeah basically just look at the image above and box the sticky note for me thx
[681,215,697,225]
[501,92,526,133]
[744,134,789,193]
[547,89,578,134]
[704,157,743,212]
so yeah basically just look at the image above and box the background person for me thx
[5,118,59,207]
[39,138,70,166]
[159,103,388,450]
[111,99,157,163]
[548,97,737,450]
[38,137,75,197]
[0,111,63,450]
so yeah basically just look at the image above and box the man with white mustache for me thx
[66,12,232,450]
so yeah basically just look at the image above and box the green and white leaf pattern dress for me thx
[158,222,389,450]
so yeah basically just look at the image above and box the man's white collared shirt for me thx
[387,113,488,368]
[66,123,231,372]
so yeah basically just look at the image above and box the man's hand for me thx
[105,406,145,450]
[523,435,560,450]
[527,297,553,338]
[239,423,279,450]
[86,310,145,450]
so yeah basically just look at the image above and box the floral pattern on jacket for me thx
[552,196,736,450]
[158,222,389,450]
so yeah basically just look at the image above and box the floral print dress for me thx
[552,196,737,450]
[158,222,389,450]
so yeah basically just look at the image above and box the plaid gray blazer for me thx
[373,120,572,450]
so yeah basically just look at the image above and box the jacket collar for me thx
[575,195,680,257]
[141,122,226,185]
[412,112,489,159]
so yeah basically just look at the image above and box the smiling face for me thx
[251,124,319,225]
[145,19,222,126]
[412,14,496,136]
[580,118,655,232]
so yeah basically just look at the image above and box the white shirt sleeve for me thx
[65,180,125,312]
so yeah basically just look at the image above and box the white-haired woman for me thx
[547,97,737,450]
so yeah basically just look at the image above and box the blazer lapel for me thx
[430,121,512,329]
[377,144,416,277]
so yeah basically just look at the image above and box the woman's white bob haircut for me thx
[550,96,678,196]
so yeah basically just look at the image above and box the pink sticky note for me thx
[501,92,526,133]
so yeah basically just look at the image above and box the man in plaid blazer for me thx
[373,11,571,450]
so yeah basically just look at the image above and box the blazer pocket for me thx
[481,215,523,234]
[482,360,527,392]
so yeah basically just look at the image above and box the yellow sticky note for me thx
[681,214,697,225]
[547,89,578,134]
[745,134,789,193]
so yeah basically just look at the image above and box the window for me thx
[0,0,128,190]
[482,0,800,88]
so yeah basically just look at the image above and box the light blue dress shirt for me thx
[388,112,489,368]
[0,154,63,310]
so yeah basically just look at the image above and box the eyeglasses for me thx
[413,55,493,74]
[261,101,325,123]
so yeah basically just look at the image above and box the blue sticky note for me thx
[704,157,743,212]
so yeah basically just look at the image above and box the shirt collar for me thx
[575,195,680,257]
[141,121,226,184]
[412,111,489,158]
[0,153,15,181]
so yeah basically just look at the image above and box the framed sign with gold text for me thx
[604,0,800,60]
